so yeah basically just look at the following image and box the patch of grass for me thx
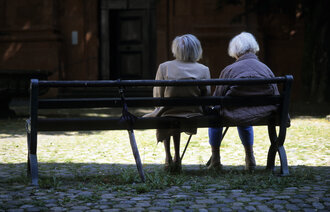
[83,168,141,185]
[134,184,150,194]
[31,199,46,207]
[145,170,193,189]
[76,193,101,202]
[136,166,316,193]
[2,165,319,194]
[190,182,207,192]
[58,196,71,206]
[202,166,316,192]
[39,175,63,189]
[84,166,317,192]
[1,173,30,185]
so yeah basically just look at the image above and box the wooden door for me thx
[109,10,153,80]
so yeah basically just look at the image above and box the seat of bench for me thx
[34,113,286,132]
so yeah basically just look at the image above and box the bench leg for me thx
[266,125,289,176]
[278,145,289,176]
[27,130,39,186]
[266,125,277,172]
[266,144,277,172]
[28,153,39,186]
[127,130,146,182]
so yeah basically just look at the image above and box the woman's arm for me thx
[200,68,211,96]
[153,65,165,98]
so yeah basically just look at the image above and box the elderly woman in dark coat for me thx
[145,34,211,172]
[208,32,279,170]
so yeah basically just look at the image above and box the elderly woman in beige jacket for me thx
[145,34,211,172]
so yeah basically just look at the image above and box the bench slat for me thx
[38,96,282,109]
[36,115,280,132]
[37,77,288,88]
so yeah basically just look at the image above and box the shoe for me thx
[164,157,173,172]
[207,146,222,170]
[171,158,182,173]
[206,155,212,166]
[244,145,256,171]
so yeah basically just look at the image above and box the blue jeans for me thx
[208,126,254,147]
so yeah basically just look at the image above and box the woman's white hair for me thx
[171,34,203,62]
[228,32,260,59]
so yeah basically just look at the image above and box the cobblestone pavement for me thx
[1,165,329,212]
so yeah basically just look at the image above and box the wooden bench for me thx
[26,75,293,186]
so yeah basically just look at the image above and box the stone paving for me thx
[1,165,329,212]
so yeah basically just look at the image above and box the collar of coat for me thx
[236,53,259,62]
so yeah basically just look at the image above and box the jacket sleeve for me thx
[268,70,280,95]
[213,66,230,96]
[153,65,165,98]
[200,68,211,96]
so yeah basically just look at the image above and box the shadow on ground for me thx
[1,162,329,190]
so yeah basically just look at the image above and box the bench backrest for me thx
[29,75,293,132]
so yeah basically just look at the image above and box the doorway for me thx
[109,10,151,79]
[100,1,156,80]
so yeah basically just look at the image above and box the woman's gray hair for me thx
[228,32,260,58]
[171,34,203,62]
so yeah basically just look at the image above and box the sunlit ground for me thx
[1,117,329,167]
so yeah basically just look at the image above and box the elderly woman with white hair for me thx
[207,32,279,170]
[145,34,211,172]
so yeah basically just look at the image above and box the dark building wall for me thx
[0,0,62,79]
[162,0,247,78]
[0,0,304,101]
[57,0,99,80]
[158,0,304,101]
[0,0,99,82]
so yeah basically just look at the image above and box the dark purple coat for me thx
[213,53,280,125]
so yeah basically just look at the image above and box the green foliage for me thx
[134,183,150,194]
[49,166,316,192]
[145,170,190,189]
[2,173,30,185]
[58,196,71,206]
[39,175,63,189]
[76,193,101,202]
[218,167,316,192]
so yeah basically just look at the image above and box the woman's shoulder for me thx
[219,63,236,78]
[228,58,274,78]
[192,61,208,69]
[159,60,175,67]
[162,60,209,71]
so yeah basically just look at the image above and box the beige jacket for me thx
[145,60,211,118]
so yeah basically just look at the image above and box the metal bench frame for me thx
[26,75,293,186]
